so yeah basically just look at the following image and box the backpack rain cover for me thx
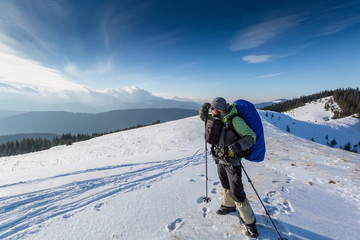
[234,99,266,162]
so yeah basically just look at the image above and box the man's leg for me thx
[226,165,258,237]
[217,164,236,215]
[234,198,256,225]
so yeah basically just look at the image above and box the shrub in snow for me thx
[344,142,351,151]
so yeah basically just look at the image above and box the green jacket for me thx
[210,104,256,165]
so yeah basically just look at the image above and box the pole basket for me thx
[203,197,211,203]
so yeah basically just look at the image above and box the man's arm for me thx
[231,116,256,150]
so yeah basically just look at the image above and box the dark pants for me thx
[217,164,246,203]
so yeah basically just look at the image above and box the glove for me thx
[228,142,242,155]
[199,102,211,121]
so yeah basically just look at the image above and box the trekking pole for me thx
[237,155,287,240]
[203,116,211,203]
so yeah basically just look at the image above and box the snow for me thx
[262,97,360,152]
[1,113,360,240]
[282,97,341,123]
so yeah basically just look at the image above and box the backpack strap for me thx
[227,114,241,139]
[227,114,251,158]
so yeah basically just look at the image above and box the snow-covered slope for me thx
[0,116,359,240]
[261,97,360,153]
[283,97,342,123]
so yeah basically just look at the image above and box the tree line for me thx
[333,88,360,118]
[261,88,360,119]
[0,120,161,157]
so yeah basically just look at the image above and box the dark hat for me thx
[211,97,227,111]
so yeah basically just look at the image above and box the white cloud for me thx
[242,55,272,63]
[0,82,196,112]
[256,72,284,78]
[0,41,85,91]
[230,16,300,51]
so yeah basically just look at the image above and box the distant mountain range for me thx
[0,108,198,136]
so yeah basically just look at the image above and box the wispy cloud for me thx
[87,60,113,75]
[242,55,272,63]
[64,60,113,76]
[0,0,72,61]
[145,30,185,48]
[100,2,152,49]
[171,61,197,72]
[230,16,301,51]
[318,16,360,36]
[0,41,85,91]
[32,0,69,19]
[256,72,284,79]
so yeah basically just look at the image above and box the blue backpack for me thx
[233,99,266,162]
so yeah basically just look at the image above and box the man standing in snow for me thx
[199,97,258,238]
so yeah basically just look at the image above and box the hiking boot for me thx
[216,205,236,215]
[244,220,258,238]
[245,227,258,238]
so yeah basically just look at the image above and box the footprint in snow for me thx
[167,218,184,232]
[271,180,280,187]
[263,196,271,204]
[263,191,278,204]
[263,190,294,215]
[286,175,295,184]
[63,214,72,219]
[267,191,277,197]
[202,207,210,218]
[281,186,289,193]
[265,205,279,216]
[111,233,122,239]
[94,203,104,211]
[280,200,293,214]
[187,178,196,182]
[213,181,220,186]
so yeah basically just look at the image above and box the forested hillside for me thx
[0,121,161,157]
[261,88,360,118]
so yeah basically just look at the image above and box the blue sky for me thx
[0,0,359,104]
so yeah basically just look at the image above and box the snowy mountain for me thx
[261,96,360,153]
[1,113,359,240]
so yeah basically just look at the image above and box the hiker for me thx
[199,97,258,238]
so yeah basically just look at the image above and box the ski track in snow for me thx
[0,150,203,240]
